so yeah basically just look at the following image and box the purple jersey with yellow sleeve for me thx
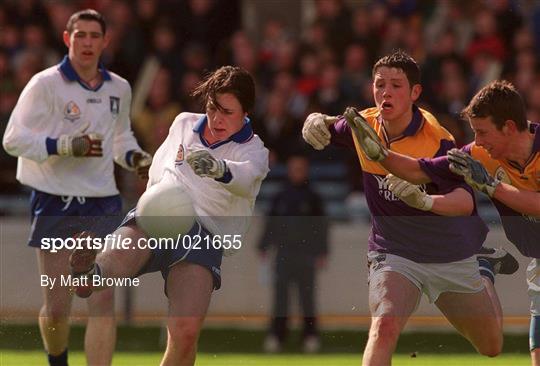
[330,105,488,263]
[420,123,540,258]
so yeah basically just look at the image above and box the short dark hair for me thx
[372,50,421,87]
[191,66,255,113]
[461,80,528,131]
[66,9,106,35]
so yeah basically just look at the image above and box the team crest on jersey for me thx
[175,144,185,165]
[63,101,81,122]
[109,96,120,117]
[373,175,428,202]
[494,167,511,184]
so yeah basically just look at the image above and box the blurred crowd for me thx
[1,0,540,196]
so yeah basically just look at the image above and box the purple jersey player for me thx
[302,51,511,365]
[356,80,538,365]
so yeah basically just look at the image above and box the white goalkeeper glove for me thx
[386,174,433,211]
[447,148,500,197]
[129,150,152,179]
[302,113,338,150]
[186,150,227,179]
[343,107,388,161]
[57,133,103,157]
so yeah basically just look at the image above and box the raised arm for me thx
[448,149,540,216]
[342,107,431,184]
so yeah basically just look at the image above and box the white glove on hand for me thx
[186,150,227,179]
[57,134,103,157]
[386,174,433,211]
[343,107,388,161]
[302,113,338,150]
[131,150,152,179]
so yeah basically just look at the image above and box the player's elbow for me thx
[529,202,540,217]
[446,188,474,216]
[2,134,20,158]
[455,201,474,216]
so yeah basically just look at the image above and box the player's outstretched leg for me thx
[436,283,503,357]
[363,271,421,366]
[69,225,152,298]
[161,262,213,366]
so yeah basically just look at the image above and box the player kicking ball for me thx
[302,50,515,365]
[344,80,539,366]
[70,66,269,366]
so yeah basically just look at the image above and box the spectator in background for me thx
[254,91,302,164]
[424,1,474,54]
[271,71,308,120]
[132,67,181,155]
[259,153,329,353]
[340,43,371,109]
[178,70,203,112]
[296,49,321,98]
[18,22,60,67]
[44,2,77,54]
[314,0,352,57]
[309,63,345,116]
[466,9,507,62]
[421,28,467,108]
[490,0,523,51]
[525,76,540,122]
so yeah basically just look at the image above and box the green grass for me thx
[0,351,531,366]
[0,324,533,365]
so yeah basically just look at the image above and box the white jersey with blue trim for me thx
[148,112,269,240]
[3,56,141,197]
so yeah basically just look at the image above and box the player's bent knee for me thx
[87,287,115,313]
[477,334,502,357]
[369,317,402,344]
[168,318,202,349]
[479,344,502,358]
[41,304,70,323]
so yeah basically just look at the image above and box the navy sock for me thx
[530,315,540,351]
[478,258,495,284]
[48,348,68,366]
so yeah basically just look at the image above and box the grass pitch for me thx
[0,325,532,365]
[0,351,531,365]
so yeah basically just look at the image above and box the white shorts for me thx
[527,259,540,316]
[367,251,485,304]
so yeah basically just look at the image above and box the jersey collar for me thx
[58,55,111,91]
[401,104,423,136]
[193,115,254,149]
[377,104,423,143]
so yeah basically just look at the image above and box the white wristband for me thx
[57,135,72,156]
[421,195,434,211]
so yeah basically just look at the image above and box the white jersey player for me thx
[2,9,151,366]
[69,65,269,366]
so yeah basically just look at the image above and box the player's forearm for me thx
[429,188,474,216]
[382,151,431,185]
[113,124,143,170]
[221,160,268,198]
[493,183,540,216]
